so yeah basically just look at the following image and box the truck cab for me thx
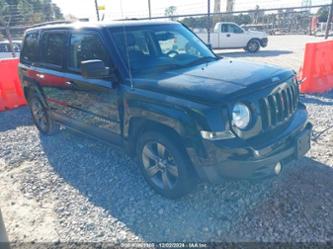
[198,22,268,52]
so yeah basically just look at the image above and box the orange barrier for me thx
[0,58,26,112]
[299,40,333,94]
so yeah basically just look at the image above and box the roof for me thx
[26,20,178,33]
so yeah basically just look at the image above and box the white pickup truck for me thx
[196,22,268,53]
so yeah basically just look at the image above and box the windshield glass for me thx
[109,23,217,76]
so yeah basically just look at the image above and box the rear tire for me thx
[245,39,260,53]
[136,131,196,199]
[28,94,60,135]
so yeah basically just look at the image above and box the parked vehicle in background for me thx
[196,22,268,52]
[241,23,277,35]
[19,20,311,198]
[0,40,22,59]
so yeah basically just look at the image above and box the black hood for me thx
[133,58,294,105]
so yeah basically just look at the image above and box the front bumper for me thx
[188,108,312,183]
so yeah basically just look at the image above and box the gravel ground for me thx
[0,35,333,243]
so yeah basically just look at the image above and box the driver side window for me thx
[221,24,243,33]
[229,24,244,34]
[69,33,108,71]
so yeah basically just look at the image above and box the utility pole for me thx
[226,0,234,12]
[207,0,211,45]
[148,0,152,19]
[4,17,16,58]
[325,0,333,39]
[213,0,221,25]
[94,0,100,21]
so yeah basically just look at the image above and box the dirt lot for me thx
[0,35,333,244]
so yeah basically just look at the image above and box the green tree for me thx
[0,0,64,26]
[164,6,177,18]
[317,6,329,22]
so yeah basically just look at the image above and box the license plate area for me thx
[296,129,311,158]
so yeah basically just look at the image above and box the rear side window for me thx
[41,32,67,67]
[69,33,108,70]
[21,32,39,63]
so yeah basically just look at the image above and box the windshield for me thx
[109,24,217,76]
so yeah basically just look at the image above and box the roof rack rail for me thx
[30,20,73,28]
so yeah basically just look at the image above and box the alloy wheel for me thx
[142,142,179,191]
[31,98,48,131]
[248,41,259,52]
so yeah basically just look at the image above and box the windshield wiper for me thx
[154,64,182,72]
[184,56,219,67]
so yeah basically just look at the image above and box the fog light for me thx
[274,162,282,175]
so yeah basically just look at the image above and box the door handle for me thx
[65,81,78,89]
[226,34,231,37]
[36,73,45,79]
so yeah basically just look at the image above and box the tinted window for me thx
[69,33,108,70]
[41,32,66,67]
[221,24,243,33]
[230,24,243,33]
[21,33,39,63]
[221,24,228,33]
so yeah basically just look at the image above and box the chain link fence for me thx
[0,1,332,43]
[130,4,333,41]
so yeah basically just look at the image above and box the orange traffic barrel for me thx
[0,58,26,112]
[299,39,333,93]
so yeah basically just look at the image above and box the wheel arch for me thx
[127,117,189,157]
[247,37,261,45]
[23,79,47,106]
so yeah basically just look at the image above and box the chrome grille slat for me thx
[280,90,286,118]
[259,83,299,131]
[286,87,293,115]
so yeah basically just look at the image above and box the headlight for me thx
[232,103,251,129]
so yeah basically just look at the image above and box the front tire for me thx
[28,95,60,135]
[136,131,196,199]
[245,39,260,53]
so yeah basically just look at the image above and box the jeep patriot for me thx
[19,21,312,198]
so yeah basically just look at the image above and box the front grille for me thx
[259,83,299,130]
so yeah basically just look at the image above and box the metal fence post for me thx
[207,0,211,45]
[94,0,100,21]
[148,0,152,19]
[325,0,333,39]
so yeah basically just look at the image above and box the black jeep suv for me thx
[19,21,312,198]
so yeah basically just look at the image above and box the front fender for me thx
[124,97,197,139]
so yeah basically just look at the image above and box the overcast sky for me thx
[52,0,331,21]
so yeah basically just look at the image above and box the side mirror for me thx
[81,60,110,79]
[207,44,212,50]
